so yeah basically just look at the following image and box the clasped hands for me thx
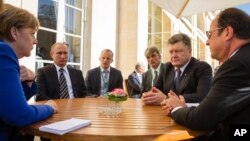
[141,87,186,115]
[161,90,186,116]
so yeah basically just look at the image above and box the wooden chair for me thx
[124,79,131,97]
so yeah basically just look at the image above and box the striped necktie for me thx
[59,68,69,99]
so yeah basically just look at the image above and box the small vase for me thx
[99,101,122,117]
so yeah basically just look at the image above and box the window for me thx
[35,0,85,71]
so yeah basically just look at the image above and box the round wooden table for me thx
[21,98,204,141]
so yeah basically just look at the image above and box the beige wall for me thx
[116,0,139,79]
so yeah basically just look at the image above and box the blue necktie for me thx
[174,69,181,90]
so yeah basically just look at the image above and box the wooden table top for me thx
[21,98,204,141]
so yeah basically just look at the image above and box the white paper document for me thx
[39,118,91,135]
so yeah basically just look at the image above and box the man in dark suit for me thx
[142,33,212,105]
[141,46,165,94]
[85,49,123,97]
[128,62,145,98]
[162,8,250,141]
[36,42,88,101]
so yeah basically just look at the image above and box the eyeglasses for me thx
[206,27,224,39]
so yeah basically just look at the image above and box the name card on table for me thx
[39,118,91,135]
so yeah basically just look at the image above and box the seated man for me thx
[36,42,88,101]
[142,33,212,105]
[162,8,250,141]
[128,62,145,98]
[141,46,165,94]
[85,49,123,97]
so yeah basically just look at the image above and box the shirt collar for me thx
[150,63,161,73]
[55,64,69,74]
[100,66,110,72]
[175,59,191,74]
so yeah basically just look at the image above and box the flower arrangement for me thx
[107,88,128,103]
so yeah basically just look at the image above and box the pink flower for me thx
[110,88,127,96]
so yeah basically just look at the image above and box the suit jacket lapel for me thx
[68,66,75,96]
[176,58,195,94]
[51,65,60,98]
[108,68,113,90]
[97,68,101,93]
[133,72,141,84]
[166,67,175,91]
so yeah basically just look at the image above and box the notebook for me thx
[39,118,91,135]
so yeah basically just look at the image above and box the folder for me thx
[39,118,91,135]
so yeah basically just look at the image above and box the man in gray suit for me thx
[36,42,88,101]
[85,49,123,97]
[162,8,250,141]
[142,33,212,105]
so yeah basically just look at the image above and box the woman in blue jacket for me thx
[0,4,58,141]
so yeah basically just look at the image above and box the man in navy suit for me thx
[162,8,250,141]
[36,42,88,101]
[85,49,123,97]
[142,33,212,105]
[128,62,145,98]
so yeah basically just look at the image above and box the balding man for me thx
[36,42,88,101]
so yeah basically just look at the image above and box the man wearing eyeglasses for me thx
[162,8,250,141]
[142,33,212,105]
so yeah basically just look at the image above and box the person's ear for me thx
[10,27,18,41]
[225,26,234,40]
[50,51,53,58]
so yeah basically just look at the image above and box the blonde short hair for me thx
[0,4,39,41]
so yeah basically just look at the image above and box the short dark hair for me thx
[218,8,250,39]
[167,33,191,48]
[144,46,160,57]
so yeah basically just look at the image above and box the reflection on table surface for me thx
[21,98,204,141]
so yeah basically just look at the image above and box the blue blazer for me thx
[85,66,123,96]
[0,41,54,141]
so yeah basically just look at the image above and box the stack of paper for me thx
[39,118,91,135]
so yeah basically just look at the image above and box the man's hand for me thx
[161,90,186,116]
[141,87,166,105]
[167,90,186,108]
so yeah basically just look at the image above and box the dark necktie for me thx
[153,70,158,85]
[174,69,182,90]
[59,68,69,99]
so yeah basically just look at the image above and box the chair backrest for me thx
[124,79,131,97]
